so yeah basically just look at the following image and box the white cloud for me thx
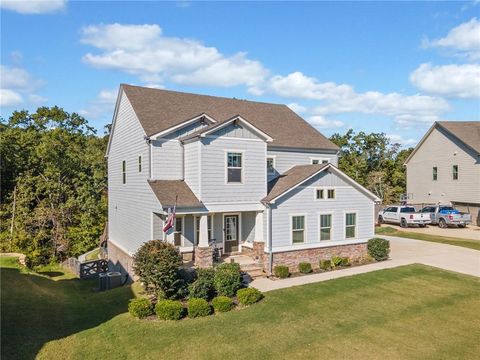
[257,71,449,126]
[0,0,66,14]
[307,115,344,129]
[80,89,117,119]
[410,63,480,98]
[287,102,307,114]
[0,89,23,107]
[426,18,480,60]
[81,23,268,88]
[0,65,46,108]
[387,134,417,147]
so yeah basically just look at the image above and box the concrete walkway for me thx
[250,236,480,292]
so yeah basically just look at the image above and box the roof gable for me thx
[121,84,339,151]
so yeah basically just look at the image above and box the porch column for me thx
[195,214,213,268]
[253,211,265,266]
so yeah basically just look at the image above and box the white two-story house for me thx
[106,84,380,276]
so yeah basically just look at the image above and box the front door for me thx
[224,215,239,254]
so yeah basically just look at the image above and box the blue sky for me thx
[1,1,479,145]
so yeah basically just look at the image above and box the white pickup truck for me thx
[378,206,431,228]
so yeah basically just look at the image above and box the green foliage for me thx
[368,238,390,261]
[331,255,343,268]
[298,262,312,274]
[330,130,413,203]
[273,265,290,278]
[155,300,184,320]
[128,298,154,319]
[187,298,212,318]
[319,259,331,271]
[214,263,242,297]
[133,240,183,299]
[211,296,234,313]
[237,288,263,306]
[0,107,107,265]
[188,268,215,300]
[341,257,351,266]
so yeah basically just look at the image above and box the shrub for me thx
[155,299,184,320]
[214,263,242,297]
[367,238,390,261]
[212,296,234,313]
[187,298,212,318]
[331,255,343,268]
[128,298,154,319]
[133,240,183,299]
[341,257,350,266]
[188,268,215,300]
[319,259,331,271]
[298,262,312,274]
[237,287,263,306]
[273,265,290,278]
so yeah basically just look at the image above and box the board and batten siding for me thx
[199,136,267,204]
[267,148,338,180]
[406,126,480,204]
[108,91,160,255]
[270,170,375,249]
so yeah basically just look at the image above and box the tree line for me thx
[0,106,413,267]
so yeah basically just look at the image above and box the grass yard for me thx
[2,257,480,360]
[376,226,480,250]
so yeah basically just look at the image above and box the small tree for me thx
[133,240,183,299]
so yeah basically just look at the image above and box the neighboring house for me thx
[404,121,480,226]
[106,84,380,276]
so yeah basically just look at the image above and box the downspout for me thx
[144,136,152,179]
[266,203,273,275]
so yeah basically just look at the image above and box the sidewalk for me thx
[251,236,480,292]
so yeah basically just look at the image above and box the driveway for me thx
[251,236,480,292]
[393,224,480,241]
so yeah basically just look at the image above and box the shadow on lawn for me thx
[0,264,133,360]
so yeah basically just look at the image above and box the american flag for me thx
[162,196,177,233]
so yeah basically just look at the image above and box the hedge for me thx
[187,298,212,318]
[155,299,184,320]
[237,288,263,306]
[367,238,390,261]
[212,296,234,313]
[128,298,154,319]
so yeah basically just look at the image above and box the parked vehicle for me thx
[420,205,472,228]
[378,206,431,228]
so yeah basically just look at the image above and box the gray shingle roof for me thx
[121,84,339,151]
[437,121,480,155]
[148,180,203,208]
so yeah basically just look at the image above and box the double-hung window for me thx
[316,188,335,200]
[122,160,126,184]
[292,215,305,244]
[319,214,332,241]
[432,166,437,181]
[316,189,324,199]
[227,152,242,183]
[345,213,356,239]
[453,165,458,180]
[266,157,275,175]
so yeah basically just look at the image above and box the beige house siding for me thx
[406,126,480,205]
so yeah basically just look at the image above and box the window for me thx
[316,189,324,199]
[311,158,329,164]
[174,217,183,246]
[453,165,458,180]
[327,189,335,199]
[195,216,213,244]
[122,160,126,184]
[319,214,332,241]
[432,166,437,181]
[345,213,356,239]
[400,207,416,213]
[138,156,142,173]
[227,152,242,183]
[291,216,305,244]
[266,157,275,174]
[312,159,320,165]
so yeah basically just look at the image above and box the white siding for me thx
[151,139,183,180]
[267,148,338,180]
[407,127,480,204]
[108,91,160,255]
[200,137,267,204]
[184,141,200,196]
[270,170,375,249]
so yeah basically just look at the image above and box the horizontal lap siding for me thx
[267,148,338,181]
[407,127,480,204]
[184,142,199,196]
[200,137,267,204]
[242,211,256,242]
[108,92,160,255]
[151,139,183,180]
[271,172,374,248]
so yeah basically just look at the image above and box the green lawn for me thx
[2,257,480,360]
[376,226,480,250]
